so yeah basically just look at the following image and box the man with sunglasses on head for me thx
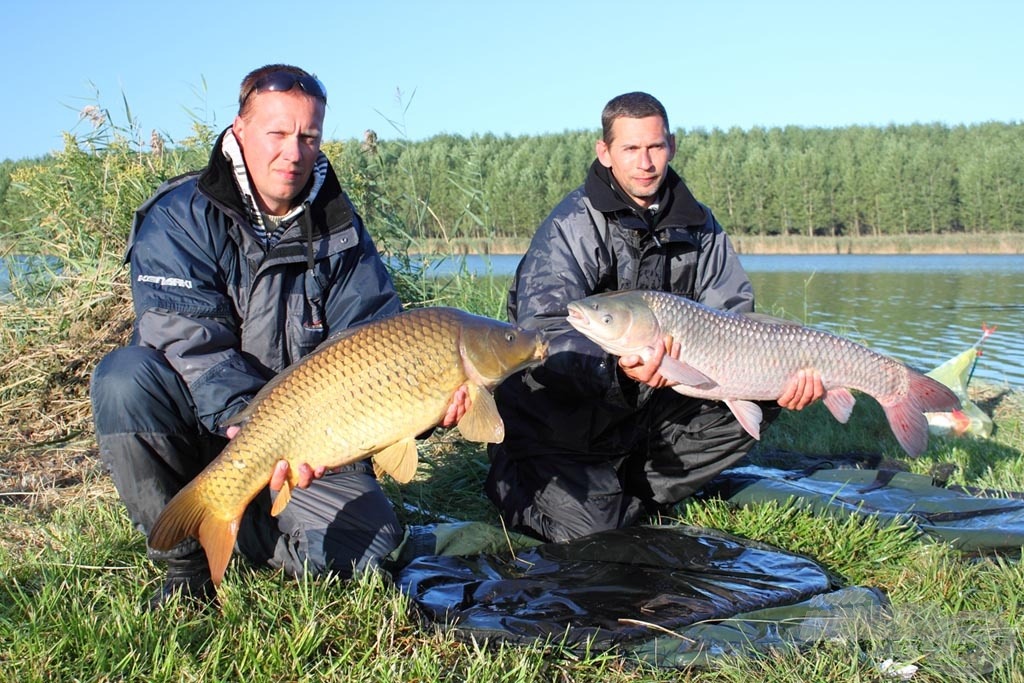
[90,64,465,608]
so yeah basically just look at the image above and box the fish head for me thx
[459,316,548,387]
[565,291,661,357]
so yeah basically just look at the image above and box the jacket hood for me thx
[584,159,707,230]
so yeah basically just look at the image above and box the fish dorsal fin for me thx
[744,312,803,327]
[660,357,718,390]
[372,438,419,484]
[456,383,505,443]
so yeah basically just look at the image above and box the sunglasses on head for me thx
[242,71,328,106]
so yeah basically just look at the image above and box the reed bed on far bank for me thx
[730,232,1024,255]
[413,232,1024,256]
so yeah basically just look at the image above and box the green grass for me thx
[3,448,1022,681]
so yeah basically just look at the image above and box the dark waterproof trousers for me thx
[90,345,404,578]
[486,390,778,543]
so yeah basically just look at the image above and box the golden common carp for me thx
[148,307,547,586]
[566,290,960,457]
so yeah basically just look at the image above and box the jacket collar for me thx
[584,159,707,230]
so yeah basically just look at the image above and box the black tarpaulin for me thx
[701,465,1024,553]
[397,524,861,655]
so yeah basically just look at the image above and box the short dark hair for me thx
[601,92,670,143]
[237,64,324,117]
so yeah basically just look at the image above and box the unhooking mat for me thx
[700,465,1024,553]
[397,524,888,667]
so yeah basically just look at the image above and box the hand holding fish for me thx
[223,426,323,490]
[776,368,826,411]
[619,335,680,388]
[441,385,472,428]
[619,335,825,410]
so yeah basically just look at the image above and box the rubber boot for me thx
[148,550,217,610]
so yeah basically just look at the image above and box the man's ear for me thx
[595,139,612,168]
[232,115,245,144]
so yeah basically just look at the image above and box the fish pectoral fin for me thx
[725,399,764,440]
[822,386,857,424]
[270,479,294,517]
[456,383,505,443]
[198,514,241,588]
[373,438,419,484]
[662,358,718,390]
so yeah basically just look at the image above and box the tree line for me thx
[2,121,1022,256]
[330,122,1024,243]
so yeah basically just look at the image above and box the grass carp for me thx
[566,289,960,457]
[148,306,547,587]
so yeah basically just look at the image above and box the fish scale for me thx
[567,289,960,458]
[631,290,912,400]
[148,306,546,588]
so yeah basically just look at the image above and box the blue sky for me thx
[4,0,1022,161]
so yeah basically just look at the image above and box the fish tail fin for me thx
[148,482,241,588]
[883,371,962,457]
[908,370,962,414]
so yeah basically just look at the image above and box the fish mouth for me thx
[565,304,588,326]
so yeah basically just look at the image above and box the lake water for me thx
[414,253,1024,388]
[0,254,63,302]
[6,252,1021,387]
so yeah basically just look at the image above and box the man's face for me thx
[595,116,676,208]
[232,90,325,215]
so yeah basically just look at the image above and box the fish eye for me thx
[504,331,515,343]
[602,314,613,324]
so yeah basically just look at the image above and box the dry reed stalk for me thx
[1,269,132,500]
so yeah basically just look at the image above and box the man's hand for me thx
[619,335,680,389]
[270,459,324,492]
[778,368,825,410]
[441,385,470,428]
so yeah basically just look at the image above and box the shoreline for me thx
[413,233,1024,256]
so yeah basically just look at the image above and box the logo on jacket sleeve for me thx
[137,274,194,289]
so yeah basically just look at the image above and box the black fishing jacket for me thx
[495,160,755,453]
[124,128,401,434]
